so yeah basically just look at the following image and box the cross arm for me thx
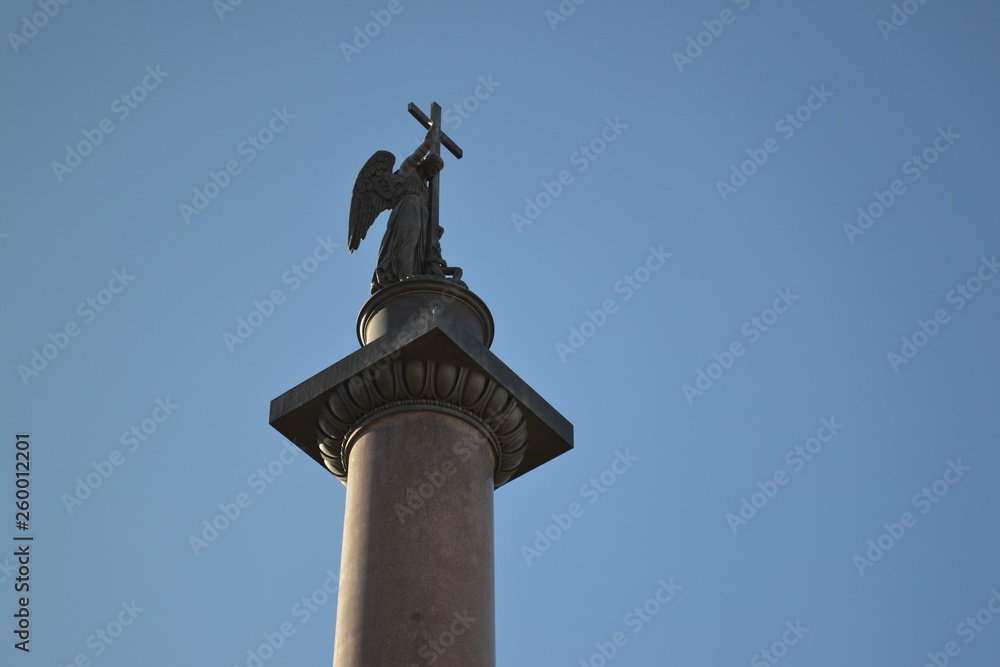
[408,102,463,159]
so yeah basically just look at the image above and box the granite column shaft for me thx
[333,409,496,666]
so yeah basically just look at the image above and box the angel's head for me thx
[417,154,444,180]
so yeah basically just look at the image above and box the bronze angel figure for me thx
[348,123,463,294]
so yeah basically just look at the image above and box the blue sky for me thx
[2,0,999,665]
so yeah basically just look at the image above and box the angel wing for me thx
[348,150,396,253]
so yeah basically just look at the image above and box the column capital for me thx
[270,295,573,489]
[321,359,526,487]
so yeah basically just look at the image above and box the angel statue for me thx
[348,121,465,294]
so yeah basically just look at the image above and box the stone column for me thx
[334,409,495,666]
[269,279,573,667]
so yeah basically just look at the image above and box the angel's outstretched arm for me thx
[401,123,440,172]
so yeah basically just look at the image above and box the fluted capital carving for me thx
[317,359,529,487]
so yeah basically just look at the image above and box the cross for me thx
[408,102,462,266]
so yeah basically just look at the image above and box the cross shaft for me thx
[408,102,462,270]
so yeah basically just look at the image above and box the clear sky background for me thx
[2,0,999,665]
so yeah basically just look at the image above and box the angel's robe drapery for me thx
[373,168,429,290]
